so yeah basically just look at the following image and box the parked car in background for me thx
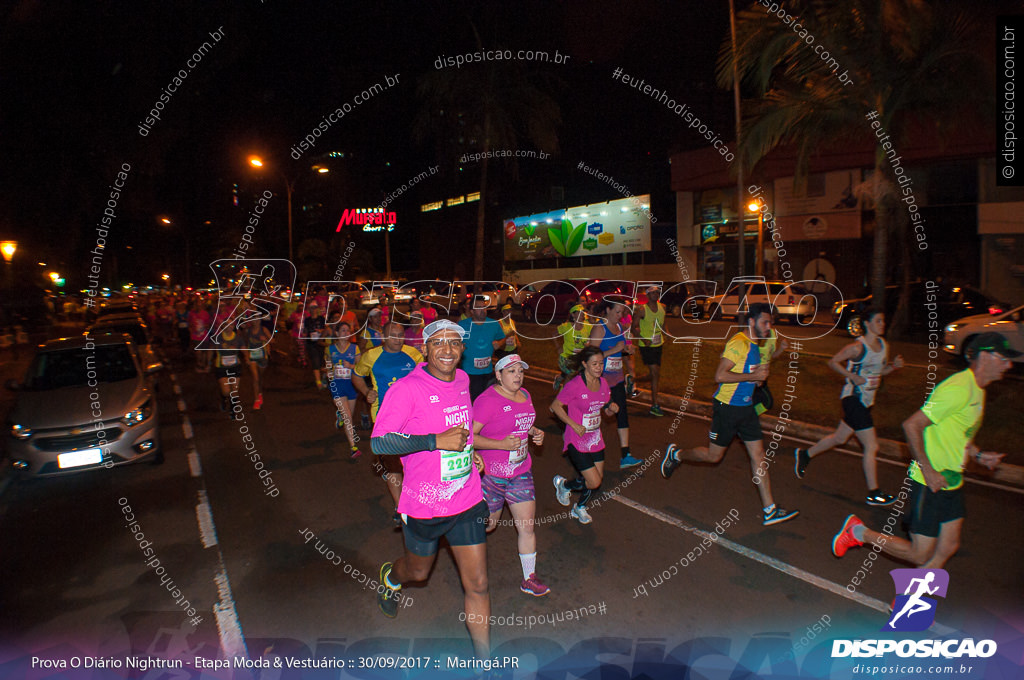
[943,303,1024,362]
[705,279,817,324]
[4,333,162,476]
[518,279,638,323]
[832,282,1008,337]
[659,280,717,319]
[86,317,162,374]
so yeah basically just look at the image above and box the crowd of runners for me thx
[187,281,1012,662]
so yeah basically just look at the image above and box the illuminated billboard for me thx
[503,195,652,262]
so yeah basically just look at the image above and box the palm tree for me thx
[414,26,561,283]
[717,0,988,336]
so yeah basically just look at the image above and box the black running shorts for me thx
[402,500,489,557]
[709,401,762,445]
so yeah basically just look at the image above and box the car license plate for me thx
[58,448,103,469]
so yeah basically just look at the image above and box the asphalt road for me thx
[1,336,1021,678]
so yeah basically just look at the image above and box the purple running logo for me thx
[883,568,949,632]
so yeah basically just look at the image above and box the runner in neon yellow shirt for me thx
[831,332,1014,568]
[632,286,668,416]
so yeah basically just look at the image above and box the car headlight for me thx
[10,424,32,439]
[945,323,962,332]
[121,399,153,427]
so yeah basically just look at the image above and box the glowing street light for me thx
[748,200,766,277]
[248,155,329,263]
[1,240,16,263]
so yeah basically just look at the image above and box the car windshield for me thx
[91,324,148,345]
[24,344,138,391]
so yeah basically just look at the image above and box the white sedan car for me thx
[943,304,1024,362]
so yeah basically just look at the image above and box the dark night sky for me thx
[0,1,732,286]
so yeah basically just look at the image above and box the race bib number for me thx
[334,365,351,379]
[582,411,601,432]
[508,439,528,466]
[249,348,265,360]
[221,354,238,367]
[441,445,473,481]
[864,375,880,390]
[650,333,662,346]
[604,356,622,372]
[473,356,491,369]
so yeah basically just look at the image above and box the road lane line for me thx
[187,450,202,477]
[196,490,218,548]
[612,494,957,636]
[167,366,248,661]
[214,569,247,660]
[525,374,1024,495]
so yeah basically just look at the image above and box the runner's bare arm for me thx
[827,342,866,384]
[903,410,945,491]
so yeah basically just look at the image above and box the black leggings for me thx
[609,382,629,429]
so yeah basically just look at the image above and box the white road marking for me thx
[612,494,957,637]
[167,367,247,661]
[526,374,1024,496]
[195,490,218,548]
[187,450,202,477]
[213,569,248,660]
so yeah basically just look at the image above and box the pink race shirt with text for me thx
[472,386,536,478]
[556,375,610,453]
[372,364,481,519]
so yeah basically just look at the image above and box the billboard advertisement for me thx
[504,195,652,261]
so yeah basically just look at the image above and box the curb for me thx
[528,366,1024,491]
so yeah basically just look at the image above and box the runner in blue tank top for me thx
[588,298,641,469]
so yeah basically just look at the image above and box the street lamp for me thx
[748,201,765,278]
[158,217,190,287]
[248,155,328,264]
[1,240,16,295]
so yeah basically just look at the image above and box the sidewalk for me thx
[527,366,1024,491]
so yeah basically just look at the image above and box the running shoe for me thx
[377,562,401,618]
[620,454,642,469]
[570,504,592,524]
[661,443,681,479]
[831,514,864,558]
[335,411,344,429]
[351,445,361,459]
[552,475,571,507]
[794,448,810,479]
[865,492,896,507]
[625,375,638,398]
[649,404,665,417]
[253,393,263,411]
[520,573,551,597]
[762,506,800,526]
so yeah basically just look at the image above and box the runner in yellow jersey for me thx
[632,286,667,417]
[832,333,1012,567]
[552,305,591,393]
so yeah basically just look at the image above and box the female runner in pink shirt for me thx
[550,345,619,525]
[472,354,548,596]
